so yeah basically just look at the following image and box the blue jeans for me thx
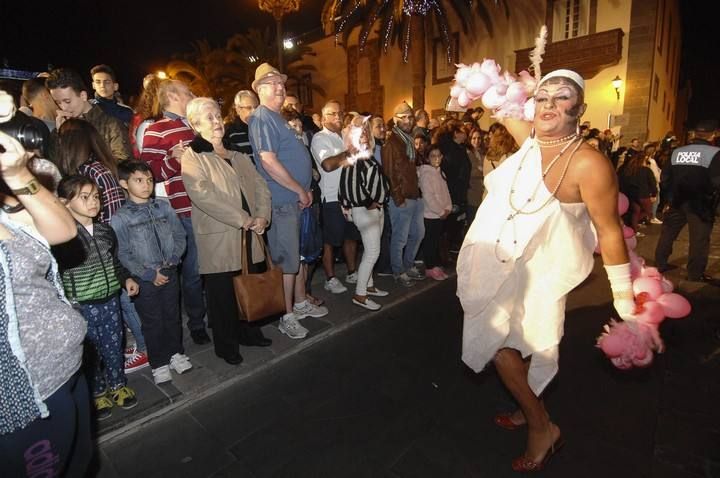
[388,198,425,275]
[120,289,145,352]
[180,216,207,331]
[134,270,182,368]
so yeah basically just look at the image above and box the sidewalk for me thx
[99,263,449,444]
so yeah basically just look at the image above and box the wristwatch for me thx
[11,178,40,196]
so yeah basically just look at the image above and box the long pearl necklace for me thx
[493,136,584,263]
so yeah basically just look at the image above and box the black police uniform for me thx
[654,138,720,280]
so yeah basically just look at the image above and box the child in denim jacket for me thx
[110,160,191,385]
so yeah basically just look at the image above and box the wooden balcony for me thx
[515,28,624,79]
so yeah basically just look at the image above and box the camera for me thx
[0,112,45,151]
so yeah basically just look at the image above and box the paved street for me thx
[94,222,720,478]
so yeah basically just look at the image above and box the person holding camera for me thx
[0,91,92,477]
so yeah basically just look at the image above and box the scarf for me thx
[393,126,416,163]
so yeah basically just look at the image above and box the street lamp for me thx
[612,75,622,100]
[258,0,300,71]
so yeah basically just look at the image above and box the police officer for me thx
[655,120,720,282]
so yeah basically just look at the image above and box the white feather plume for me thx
[529,25,548,82]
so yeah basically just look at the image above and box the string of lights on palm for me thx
[321,0,509,62]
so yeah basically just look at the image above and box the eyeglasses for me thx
[237,106,256,110]
[324,111,343,117]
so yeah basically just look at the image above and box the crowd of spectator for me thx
[0,59,716,476]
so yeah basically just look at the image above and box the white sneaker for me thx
[169,353,193,374]
[278,314,308,339]
[293,300,329,319]
[366,286,389,297]
[324,277,347,294]
[352,297,381,311]
[152,365,172,384]
[650,218,663,224]
[345,271,358,284]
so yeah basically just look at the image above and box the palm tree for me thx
[321,0,509,109]
[168,39,248,109]
[227,28,326,97]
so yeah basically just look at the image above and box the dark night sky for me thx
[1,0,718,125]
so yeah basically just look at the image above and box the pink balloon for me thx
[457,90,471,108]
[640,266,662,280]
[660,278,674,293]
[465,71,491,96]
[482,86,505,109]
[622,225,635,238]
[523,98,536,121]
[618,193,629,215]
[479,59,501,83]
[450,84,463,98]
[633,350,654,367]
[633,277,664,299]
[599,334,624,357]
[518,70,537,91]
[656,293,691,319]
[505,82,527,104]
[625,235,637,250]
[611,356,632,369]
[454,66,471,85]
[636,301,665,325]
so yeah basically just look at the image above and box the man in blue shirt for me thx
[249,63,327,340]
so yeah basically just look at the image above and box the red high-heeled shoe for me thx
[494,413,526,431]
[511,436,565,472]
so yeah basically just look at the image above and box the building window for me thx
[552,0,590,41]
[653,75,659,102]
[657,0,665,54]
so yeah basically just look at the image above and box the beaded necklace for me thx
[493,136,584,263]
[535,133,578,147]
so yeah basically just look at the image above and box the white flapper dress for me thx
[457,137,597,395]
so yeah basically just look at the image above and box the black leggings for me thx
[423,218,445,268]
[0,373,92,477]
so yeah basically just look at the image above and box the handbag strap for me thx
[240,229,275,275]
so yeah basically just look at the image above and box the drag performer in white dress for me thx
[457,70,636,472]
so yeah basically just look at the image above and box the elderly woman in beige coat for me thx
[182,97,272,365]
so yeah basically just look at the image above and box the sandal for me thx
[494,412,526,431]
[511,434,565,472]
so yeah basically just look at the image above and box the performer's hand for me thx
[613,295,637,322]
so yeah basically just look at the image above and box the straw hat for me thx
[251,63,288,92]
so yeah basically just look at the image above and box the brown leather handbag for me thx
[233,231,285,322]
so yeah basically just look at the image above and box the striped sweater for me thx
[338,157,389,209]
[53,222,131,304]
[140,115,195,216]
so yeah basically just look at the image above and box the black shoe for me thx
[687,274,717,284]
[190,329,212,345]
[240,336,272,347]
[216,352,243,365]
[239,327,272,347]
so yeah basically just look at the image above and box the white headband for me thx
[536,69,585,92]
